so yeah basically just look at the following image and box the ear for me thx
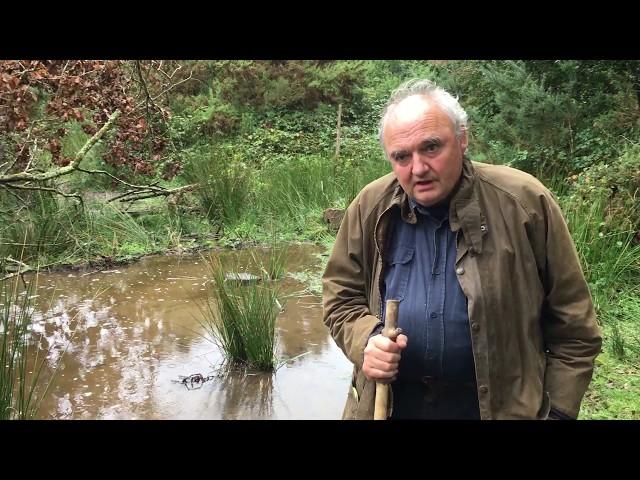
[459,130,468,154]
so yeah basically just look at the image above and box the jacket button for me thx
[456,266,465,275]
[471,322,480,332]
[479,385,489,394]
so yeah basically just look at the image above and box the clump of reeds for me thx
[0,273,56,420]
[199,256,280,371]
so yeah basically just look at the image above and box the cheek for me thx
[436,154,462,183]
[392,164,411,184]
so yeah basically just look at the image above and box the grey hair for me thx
[378,78,468,148]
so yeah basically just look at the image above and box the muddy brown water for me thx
[17,244,352,419]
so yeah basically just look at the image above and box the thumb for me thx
[396,333,408,349]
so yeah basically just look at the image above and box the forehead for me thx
[383,95,454,147]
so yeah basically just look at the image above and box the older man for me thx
[322,79,602,420]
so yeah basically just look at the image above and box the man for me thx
[322,79,602,420]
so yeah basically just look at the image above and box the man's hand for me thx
[363,333,408,383]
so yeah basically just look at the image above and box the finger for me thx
[395,334,408,349]
[373,335,403,353]
[364,367,398,381]
[371,349,401,364]
[366,355,399,373]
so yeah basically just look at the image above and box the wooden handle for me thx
[374,299,400,420]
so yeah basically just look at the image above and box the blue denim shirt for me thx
[383,198,476,383]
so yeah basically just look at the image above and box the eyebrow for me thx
[389,137,443,160]
[389,149,410,160]
[418,137,443,149]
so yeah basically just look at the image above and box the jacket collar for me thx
[389,157,487,255]
[449,158,486,255]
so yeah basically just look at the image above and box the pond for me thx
[19,244,352,419]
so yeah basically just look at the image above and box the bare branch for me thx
[156,63,182,82]
[5,256,29,269]
[76,166,144,188]
[76,167,178,195]
[135,60,154,118]
[3,126,33,175]
[0,64,194,209]
[133,71,195,111]
[110,183,199,203]
[150,72,193,103]
[7,183,83,205]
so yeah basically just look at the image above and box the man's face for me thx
[383,95,467,207]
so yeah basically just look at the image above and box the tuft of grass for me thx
[199,256,280,371]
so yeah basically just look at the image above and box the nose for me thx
[411,152,428,176]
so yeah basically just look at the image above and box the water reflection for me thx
[18,244,352,419]
[215,372,275,420]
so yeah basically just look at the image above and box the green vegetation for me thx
[199,256,280,371]
[1,274,57,419]
[2,60,639,418]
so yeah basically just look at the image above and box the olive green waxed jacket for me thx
[322,159,602,420]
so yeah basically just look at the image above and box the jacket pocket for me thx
[342,369,370,420]
[384,246,414,302]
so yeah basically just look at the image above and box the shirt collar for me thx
[408,196,450,224]
[393,157,487,255]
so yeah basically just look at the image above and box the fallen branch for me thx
[0,108,198,209]
[6,183,84,205]
[0,110,121,185]
[108,183,199,203]
[1,257,33,283]
[76,167,198,203]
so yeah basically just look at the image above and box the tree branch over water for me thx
[0,109,198,205]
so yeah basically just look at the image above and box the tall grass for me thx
[258,154,390,214]
[0,191,74,264]
[561,190,640,360]
[259,155,338,219]
[0,273,56,419]
[199,256,280,371]
[181,147,250,227]
[561,192,640,308]
[71,201,155,259]
[251,154,390,238]
[0,190,159,268]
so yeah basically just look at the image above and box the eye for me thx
[421,143,440,154]
[392,152,410,165]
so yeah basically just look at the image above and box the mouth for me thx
[414,179,435,190]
